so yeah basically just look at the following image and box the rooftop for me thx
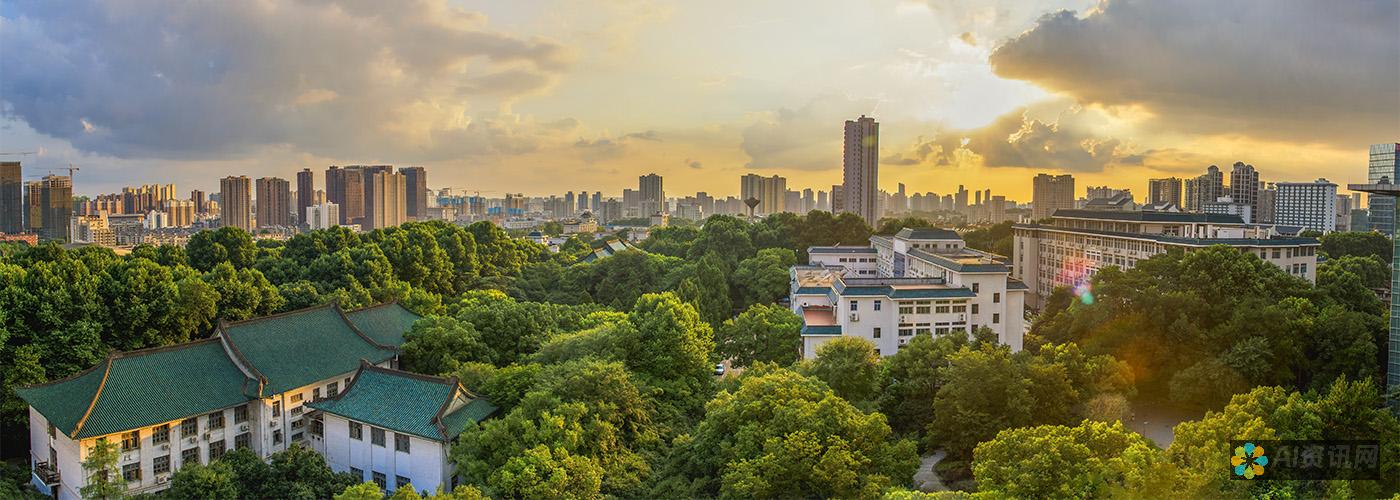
[808,246,878,254]
[895,227,962,241]
[222,303,398,395]
[1051,209,1246,224]
[344,302,423,348]
[308,363,496,441]
[1015,223,1319,247]
[907,249,1010,273]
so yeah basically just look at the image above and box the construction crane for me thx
[0,151,38,156]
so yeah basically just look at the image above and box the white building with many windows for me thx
[1013,209,1320,308]
[791,228,1027,358]
[17,302,493,499]
[1274,179,1338,233]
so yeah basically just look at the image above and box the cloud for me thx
[685,158,703,169]
[740,94,879,170]
[989,0,1400,145]
[883,106,1137,172]
[572,130,662,162]
[0,0,575,160]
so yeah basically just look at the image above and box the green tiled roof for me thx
[794,286,832,295]
[17,339,256,439]
[345,302,422,348]
[222,304,397,395]
[907,249,1010,273]
[801,325,843,336]
[308,364,495,441]
[889,288,976,299]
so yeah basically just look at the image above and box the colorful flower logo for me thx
[1232,442,1268,479]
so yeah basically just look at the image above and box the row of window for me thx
[349,467,412,491]
[349,421,413,453]
[111,432,251,482]
[120,405,251,452]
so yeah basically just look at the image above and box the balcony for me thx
[31,460,60,496]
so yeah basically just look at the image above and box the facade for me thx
[308,364,494,494]
[842,115,879,224]
[1274,179,1337,232]
[791,228,1027,359]
[1147,177,1182,207]
[0,161,22,233]
[1345,182,1400,410]
[326,166,367,226]
[1012,210,1320,308]
[1229,162,1261,217]
[1032,174,1075,220]
[163,199,195,228]
[306,203,341,230]
[639,173,665,216]
[1201,195,1253,223]
[1184,165,1224,212]
[220,176,253,232]
[256,177,293,228]
[296,169,315,226]
[740,174,787,215]
[364,170,407,230]
[1367,143,1400,236]
[1256,184,1277,224]
[40,175,73,242]
[400,167,428,220]
[15,302,476,499]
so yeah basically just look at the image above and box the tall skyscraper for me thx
[220,176,253,231]
[326,166,366,225]
[39,175,72,242]
[1184,165,1225,212]
[0,162,22,233]
[1147,177,1183,206]
[255,177,292,228]
[399,166,427,220]
[802,188,815,214]
[1274,179,1337,232]
[1367,143,1400,235]
[1229,162,1260,217]
[25,181,42,231]
[191,189,206,213]
[842,115,879,223]
[817,190,829,212]
[830,184,844,213]
[639,173,665,215]
[296,168,315,225]
[740,174,787,215]
[1032,174,1075,220]
[590,192,602,213]
[364,170,407,230]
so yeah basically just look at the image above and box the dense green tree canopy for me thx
[714,303,801,368]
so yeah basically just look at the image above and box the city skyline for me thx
[2,1,1396,200]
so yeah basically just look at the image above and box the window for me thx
[234,404,249,424]
[898,306,913,314]
[234,433,251,450]
[849,301,858,311]
[371,427,386,447]
[395,433,410,453]
[313,388,321,402]
[350,467,364,480]
[273,430,283,445]
[291,407,303,417]
[153,455,171,475]
[311,419,324,437]
[873,300,882,311]
[291,419,304,430]
[344,377,352,388]
[992,293,1000,304]
[396,475,412,490]
[916,306,931,314]
[327,382,339,398]
[872,327,882,339]
[992,313,1000,324]
[181,447,200,467]
[292,432,304,442]
[934,305,949,314]
[1272,248,1281,259]
[290,393,303,404]
[121,430,140,451]
[181,418,198,437]
[209,440,226,462]
[209,411,224,430]
[971,283,979,293]
[373,472,387,489]
[272,401,281,418]
[972,304,979,314]
[350,422,363,440]
[122,463,141,482]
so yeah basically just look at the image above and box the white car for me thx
[714,363,726,376]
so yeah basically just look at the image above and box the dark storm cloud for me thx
[989,0,1400,145]
[883,106,1134,173]
[0,0,575,160]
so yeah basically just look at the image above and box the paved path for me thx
[912,450,948,492]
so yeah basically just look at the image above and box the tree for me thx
[263,444,359,499]
[657,365,918,498]
[187,226,257,271]
[714,304,801,368]
[928,345,1034,459]
[621,293,716,423]
[805,337,881,407]
[487,446,603,500]
[401,316,493,375]
[202,263,285,321]
[877,334,967,436]
[875,217,934,235]
[1320,231,1391,261]
[972,420,1169,498]
[731,248,797,309]
[676,253,732,325]
[168,461,238,499]
[79,439,125,499]
[335,482,384,500]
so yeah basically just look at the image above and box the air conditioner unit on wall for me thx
[239,424,249,432]
[187,437,197,445]
[849,313,859,322]
[156,475,168,484]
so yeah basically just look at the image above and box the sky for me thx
[1,0,1397,201]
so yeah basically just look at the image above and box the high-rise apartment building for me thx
[842,115,880,223]
[25,181,42,231]
[639,173,665,215]
[306,203,341,230]
[1229,162,1261,217]
[1147,177,1182,206]
[255,177,292,228]
[1257,184,1277,225]
[0,162,22,233]
[326,166,366,225]
[1031,173,1075,220]
[399,166,427,220]
[1274,179,1337,232]
[220,176,253,231]
[1184,165,1225,212]
[1367,143,1400,235]
[830,184,844,213]
[191,189,206,213]
[364,170,407,230]
[740,174,787,215]
[39,175,72,242]
[296,168,315,225]
[164,199,195,227]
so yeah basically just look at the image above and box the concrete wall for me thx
[321,414,448,494]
